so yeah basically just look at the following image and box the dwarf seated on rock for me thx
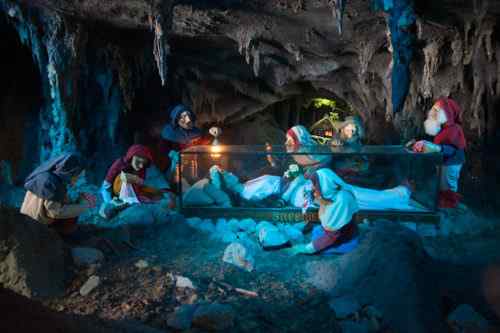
[408,97,466,209]
[99,144,173,219]
[20,153,96,237]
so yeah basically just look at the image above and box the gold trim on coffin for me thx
[181,208,319,223]
[181,208,440,224]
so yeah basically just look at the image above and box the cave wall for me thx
[0,14,41,181]
[168,0,500,148]
[397,0,500,148]
[1,0,500,188]
[0,0,169,182]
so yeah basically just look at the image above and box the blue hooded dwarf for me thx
[161,104,203,145]
[20,153,94,235]
[158,104,213,173]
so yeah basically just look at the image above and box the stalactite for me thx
[358,40,377,77]
[421,41,442,98]
[292,0,304,14]
[383,27,394,117]
[450,33,465,92]
[328,0,345,35]
[151,14,169,86]
[284,42,302,62]
[463,21,474,66]
[483,24,494,62]
[245,41,253,65]
[470,40,488,137]
[471,82,485,136]
[44,14,83,159]
[235,27,264,78]
[496,45,500,96]
[236,28,253,58]
[461,6,496,138]
[451,33,463,67]
[1,1,86,160]
[251,44,260,77]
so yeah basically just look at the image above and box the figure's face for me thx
[131,155,148,172]
[428,105,447,123]
[285,134,297,152]
[313,185,321,200]
[285,134,294,146]
[178,111,193,130]
[342,124,357,140]
[424,106,447,136]
[70,170,83,186]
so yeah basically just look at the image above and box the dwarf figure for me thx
[331,115,365,149]
[330,116,370,178]
[21,153,96,236]
[159,104,221,180]
[412,97,466,208]
[286,168,359,255]
[100,144,171,220]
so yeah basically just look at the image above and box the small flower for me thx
[289,164,299,173]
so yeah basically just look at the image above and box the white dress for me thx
[342,183,413,211]
[315,167,414,211]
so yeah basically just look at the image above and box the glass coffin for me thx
[179,145,442,222]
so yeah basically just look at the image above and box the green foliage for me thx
[312,98,337,110]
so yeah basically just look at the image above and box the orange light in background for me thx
[210,145,222,159]
[325,130,333,137]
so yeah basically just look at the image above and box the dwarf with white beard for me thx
[411,97,467,208]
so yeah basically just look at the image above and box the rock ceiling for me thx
[6,0,500,145]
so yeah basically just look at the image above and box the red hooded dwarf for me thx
[285,125,332,171]
[412,97,466,208]
[100,145,154,203]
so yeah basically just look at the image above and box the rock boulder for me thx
[0,206,65,298]
[305,221,447,333]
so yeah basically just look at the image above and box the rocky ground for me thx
[2,178,500,332]
[41,220,340,332]
[1,205,498,332]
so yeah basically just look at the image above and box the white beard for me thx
[424,118,441,136]
[437,108,447,124]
